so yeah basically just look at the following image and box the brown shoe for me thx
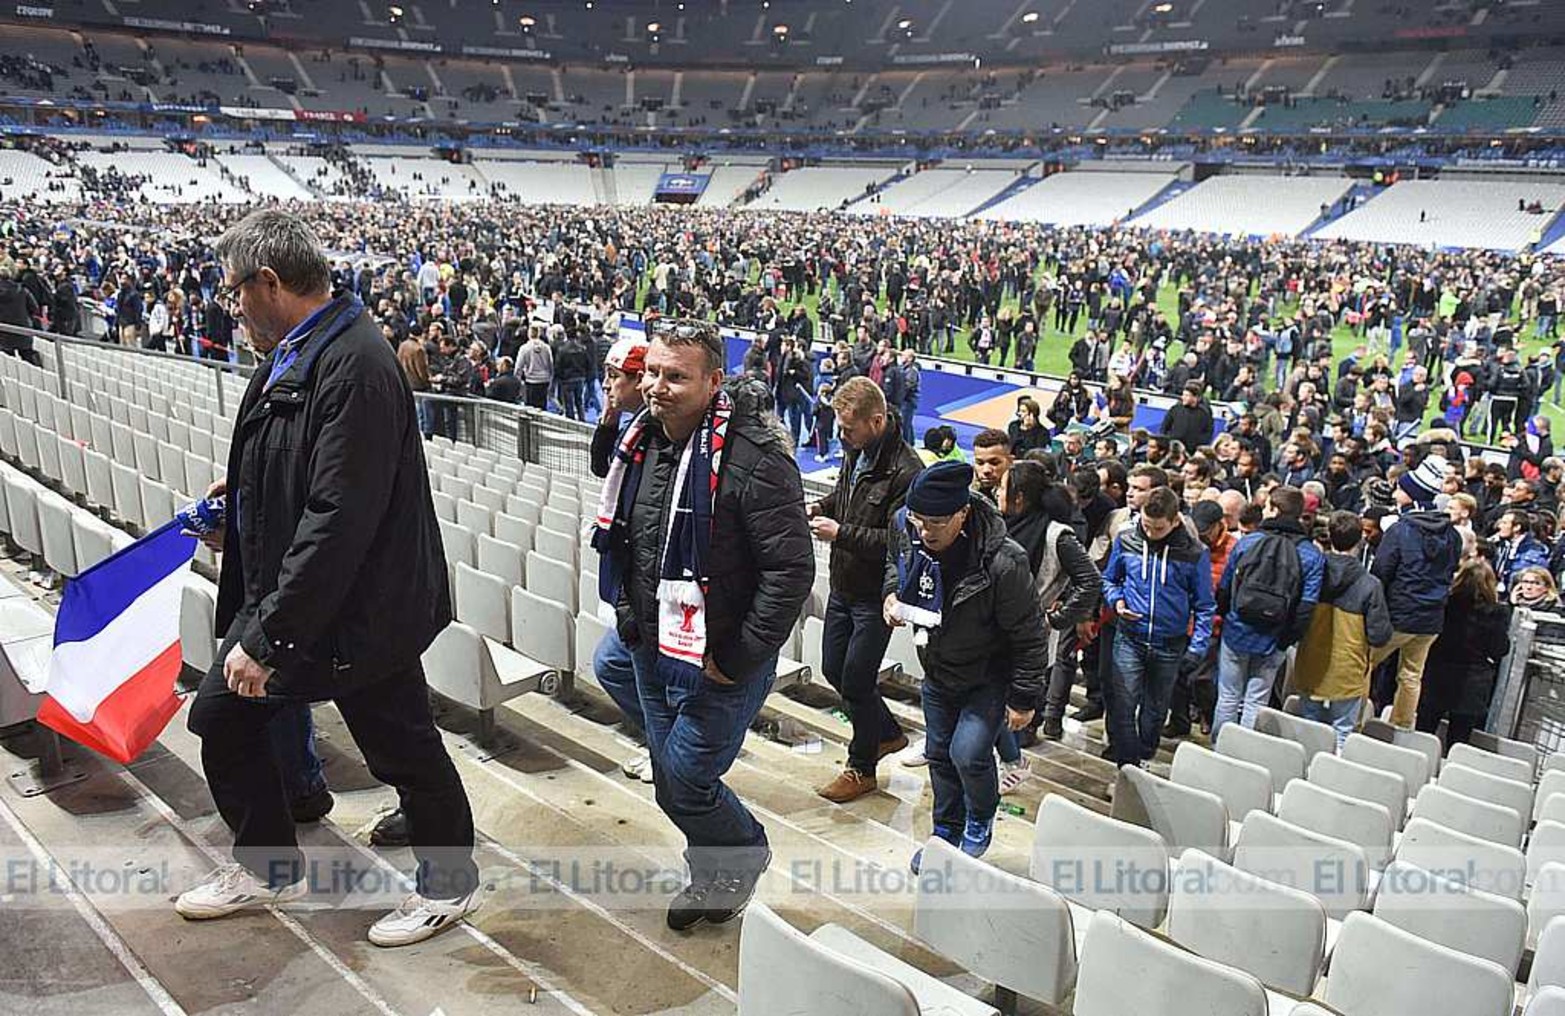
[875,733,910,761]
[817,768,878,803]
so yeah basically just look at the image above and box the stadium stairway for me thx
[964,173,1039,218]
[1299,182,1380,239]
[1536,207,1565,254]
[1124,178,1193,220]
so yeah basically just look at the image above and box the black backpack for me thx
[1229,532,1303,631]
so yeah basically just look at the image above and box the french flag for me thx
[36,522,197,764]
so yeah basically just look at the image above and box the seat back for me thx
[70,513,115,573]
[1391,728,1445,785]
[1395,817,1527,900]
[476,534,526,588]
[1171,741,1273,824]
[1438,763,1534,829]
[534,526,578,568]
[456,499,493,537]
[1231,811,1369,919]
[737,902,918,1016]
[1308,751,1409,830]
[1467,729,1541,775]
[1167,847,1327,996]
[1538,770,1565,822]
[453,562,511,643]
[421,621,489,710]
[430,489,457,522]
[913,837,1077,1007]
[503,495,542,525]
[1526,986,1565,1016]
[494,513,535,552]
[1278,778,1395,869]
[1255,706,1338,764]
[1074,910,1266,1016]
[1029,795,1169,930]
[1111,764,1229,860]
[1343,733,1432,796]
[438,518,475,570]
[1534,916,1565,995]
[541,506,576,535]
[511,587,573,670]
[138,478,174,528]
[1530,821,1565,889]
[1448,741,1534,786]
[36,494,77,577]
[1372,860,1526,977]
[525,551,577,615]
[1323,911,1514,1016]
[1216,723,1306,796]
[1409,784,1524,849]
[180,579,219,675]
[573,611,610,685]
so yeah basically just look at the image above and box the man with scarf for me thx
[595,319,812,931]
[883,461,1046,873]
[180,209,478,947]
[1370,454,1463,728]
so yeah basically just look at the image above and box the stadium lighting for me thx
[518,15,536,28]
[897,18,912,28]
[648,21,662,32]
[773,23,789,35]
[1152,2,1173,11]
[387,4,404,24]
[1021,11,1040,23]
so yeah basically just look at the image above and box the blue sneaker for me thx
[961,816,993,859]
[910,825,959,874]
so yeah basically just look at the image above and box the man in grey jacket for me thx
[516,323,554,409]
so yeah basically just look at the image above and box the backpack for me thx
[1229,532,1303,631]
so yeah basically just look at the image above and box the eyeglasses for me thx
[215,269,260,313]
[649,318,718,341]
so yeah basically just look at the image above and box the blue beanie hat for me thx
[907,461,974,517]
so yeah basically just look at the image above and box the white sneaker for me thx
[998,759,1029,796]
[368,890,482,947]
[899,740,929,767]
[621,751,655,784]
[175,863,307,920]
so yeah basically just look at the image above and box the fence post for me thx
[214,367,227,419]
[51,338,69,401]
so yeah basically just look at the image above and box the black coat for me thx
[1424,588,1511,719]
[883,495,1047,709]
[815,417,924,603]
[0,278,37,352]
[216,301,451,699]
[1160,399,1214,452]
[615,408,813,684]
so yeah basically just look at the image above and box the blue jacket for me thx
[1371,509,1462,635]
[1496,533,1551,592]
[1218,518,1326,656]
[1102,520,1216,656]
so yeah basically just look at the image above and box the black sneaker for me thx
[290,787,334,824]
[1072,703,1105,723]
[370,809,410,848]
[667,878,717,932]
[1042,717,1064,740]
[1162,721,1192,739]
[667,850,771,932]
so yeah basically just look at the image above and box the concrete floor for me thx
[0,554,1143,1016]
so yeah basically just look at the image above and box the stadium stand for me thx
[74,151,249,204]
[1316,179,1565,252]
[975,170,1178,226]
[695,163,768,208]
[1130,175,1353,238]
[0,149,82,204]
[469,158,597,206]
[852,168,1018,219]
[741,165,899,212]
[211,154,316,202]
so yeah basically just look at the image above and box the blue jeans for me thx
[922,679,1006,834]
[268,702,325,803]
[820,593,902,773]
[415,398,435,439]
[781,398,810,447]
[900,403,918,446]
[561,380,586,421]
[1297,697,1360,750]
[1212,642,1287,742]
[593,627,645,738]
[633,647,775,880]
[1108,630,1185,765]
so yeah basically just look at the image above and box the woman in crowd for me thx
[1418,560,1513,750]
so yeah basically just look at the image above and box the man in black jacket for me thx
[605,319,812,931]
[179,209,478,948]
[808,377,923,803]
[1160,382,1215,453]
[0,263,39,364]
[884,461,1044,872]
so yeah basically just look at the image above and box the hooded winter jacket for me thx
[1101,518,1216,656]
[1292,553,1393,701]
[1372,509,1462,634]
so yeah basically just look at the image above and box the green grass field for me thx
[636,264,1565,441]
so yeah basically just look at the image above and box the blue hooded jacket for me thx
[1371,509,1462,635]
[1218,518,1326,656]
[1102,518,1216,656]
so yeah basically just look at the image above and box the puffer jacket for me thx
[1101,518,1216,656]
[881,495,1047,710]
[1372,509,1462,634]
[814,414,923,603]
[613,407,813,685]
[1292,553,1393,702]
[217,299,450,699]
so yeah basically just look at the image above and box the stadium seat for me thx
[525,551,577,614]
[157,441,186,494]
[1309,752,1409,831]
[1073,910,1266,1016]
[476,534,526,589]
[1527,987,1565,1016]
[503,495,543,525]
[1408,784,1524,849]
[180,578,219,675]
[137,478,175,530]
[56,436,86,498]
[1231,811,1370,919]
[1254,706,1338,763]
[510,587,574,675]
[1530,822,1565,888]
[132,430,158,480]
[1110,764,1230,861]
[1166,847,1327,996]
[0,408,16,459]
[1466,730,1541,775]
[534,526,578,568]
[453,562,512,642]
[1395,817,1527,901]
[109,460,142,529]
[573,610,611,693]
[1171,741,1273,828]
[82,449,113,513]
[1277,778,1395,870]
[1029,794,1170,930]
[1216,724,1306,798]
[456,499,493,537]
[1538,770,1565,821]
[737,902,919,1016]
[1447,742,1534,786]
[438,518,475,571]
[540,506,576,535]
[15,419,39,472]
[1371,860,1526,977]
[70,512,115,573]
[1322,912,1514,1016]
[1343,733,1432,797]
[1438,764,1534,829]
[494,513,535,551]
[471,484,506,513]
[36,494,77,578]
[1389,728,1446,785]
[35,425,60,483]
